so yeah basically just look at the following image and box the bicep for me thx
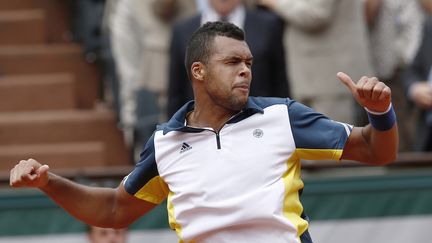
[113,183,158,228]
[341,126,371,162]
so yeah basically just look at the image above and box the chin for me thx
[229,95,248,111]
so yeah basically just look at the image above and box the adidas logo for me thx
[180,142,192,153]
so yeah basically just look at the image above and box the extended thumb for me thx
[337,72,357,96]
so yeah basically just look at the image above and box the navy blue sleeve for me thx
[123,133,168,204]
[287,100,352,160]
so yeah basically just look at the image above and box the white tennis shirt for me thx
[124,97,352,243]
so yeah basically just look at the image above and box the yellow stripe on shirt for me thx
[134,176,169,204]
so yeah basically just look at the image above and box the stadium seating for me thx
[0,0,130,176]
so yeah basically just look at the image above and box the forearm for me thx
[40,173,119,228]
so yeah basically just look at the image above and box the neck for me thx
[187,102,237,132]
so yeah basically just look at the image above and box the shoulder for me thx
[248,96,289,109]
[249,96,321,113]
[252,96,330,123]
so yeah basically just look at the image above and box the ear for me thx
[191,62,205,81]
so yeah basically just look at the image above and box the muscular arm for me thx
[342,125,398,165]
[10,159,156,228]
[337,72,398,165]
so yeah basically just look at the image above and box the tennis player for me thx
[10,21,398,243]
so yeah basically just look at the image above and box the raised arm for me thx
[337,72,398,165]
[9,159,156,228]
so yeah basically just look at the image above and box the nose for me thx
[239,62,251,78]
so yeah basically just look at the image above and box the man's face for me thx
[209,0,242,16]
[202,36,253,111]
[88,227,127,243]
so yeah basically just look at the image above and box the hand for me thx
[10,159,50,188]
[256,0,277,9]
[337,72,391,113]
[410,82,432,109]
[152,0,177,21]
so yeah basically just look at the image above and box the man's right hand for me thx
[10,159,50,188]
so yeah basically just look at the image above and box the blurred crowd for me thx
[70,0,432,160]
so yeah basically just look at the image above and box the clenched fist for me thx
[337,72,391,113]
[10,158,50,188]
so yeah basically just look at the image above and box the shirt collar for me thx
[162,97,264,134]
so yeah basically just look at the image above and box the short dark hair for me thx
[185,21,245,80]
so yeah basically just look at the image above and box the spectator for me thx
[402,13,432,151]
[108,0,196,152]
[87,225,128,243]
[166,0,289,117]
[366,0,426,151]
[256,0,374,125]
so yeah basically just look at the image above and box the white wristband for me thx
[364,103,392,115]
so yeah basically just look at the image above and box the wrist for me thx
[365,103,396,131]
[364,103,392,115]
[38,172,52,191]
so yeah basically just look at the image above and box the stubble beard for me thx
[211,91,248,112]
[205,73,249,112]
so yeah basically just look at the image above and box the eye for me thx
[227,59,240,65]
